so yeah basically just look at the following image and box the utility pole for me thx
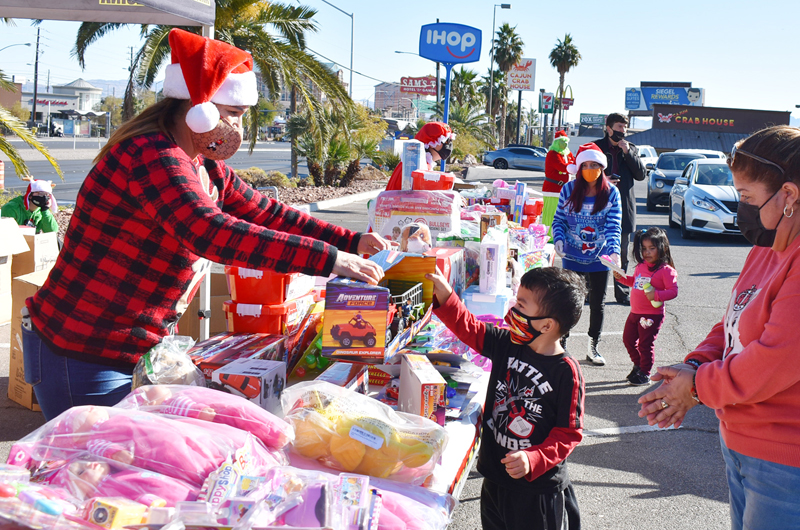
[31,27,40,127]
[46,70,50,93]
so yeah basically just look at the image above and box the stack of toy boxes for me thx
[188,332,286,381]
[321,250,437,364]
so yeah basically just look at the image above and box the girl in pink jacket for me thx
[613,228,678,385]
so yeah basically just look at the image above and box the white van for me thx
[636,145,658,168]
[675,148,726,160]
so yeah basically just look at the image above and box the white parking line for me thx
[584,424,677,437]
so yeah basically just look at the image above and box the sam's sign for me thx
[651,104,790,134]
[400,76,436,96]
[418,22,481,64]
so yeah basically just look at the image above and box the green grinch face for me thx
[551,137,569,152]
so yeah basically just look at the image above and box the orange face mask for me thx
[581,168,602,182]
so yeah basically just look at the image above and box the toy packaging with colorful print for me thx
[211,358,286,416]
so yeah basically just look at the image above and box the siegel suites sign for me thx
[652,104,790,134]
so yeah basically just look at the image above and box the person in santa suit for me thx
[385,122,455,190]
[21,29,394,420]
[542,131,574,238]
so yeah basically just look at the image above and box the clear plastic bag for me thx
[115,385,294,450]
[7,406,287,488]
[131,335,204,389]
[282,381,448,485]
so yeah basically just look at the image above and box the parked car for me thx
[646,152,707,211]
[669,159,739,239]
[482,146,546,170]
[675,148,727,159]
[637,144,658,169]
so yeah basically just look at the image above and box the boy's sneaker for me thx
[586,338,606,366]
[629,369,651,386]
[626,366,640,383]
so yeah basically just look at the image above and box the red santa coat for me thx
[543,150,575,193]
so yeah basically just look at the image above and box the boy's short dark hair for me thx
[605,112,628,128]
[519,268,587,336]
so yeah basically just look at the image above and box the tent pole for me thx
[202,25,214,39]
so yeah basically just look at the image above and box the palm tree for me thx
[433,100,493,146]
[0,68,63,182]
[549,33,581,130]
[73,1,350,152]
[451,67,480,108]
[493,23,524,149]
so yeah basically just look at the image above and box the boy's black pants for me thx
[480,478,581,530]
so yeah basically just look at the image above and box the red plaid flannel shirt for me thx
[27,133,361,366]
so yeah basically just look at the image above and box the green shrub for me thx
[0,190,22,208]
[236,167,296,188]
[264,171,295,188]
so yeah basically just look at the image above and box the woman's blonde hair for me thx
[94,98,188,164]
[729,125,800,192]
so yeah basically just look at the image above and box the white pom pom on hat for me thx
[162,29,258,134]
[567,142,608,175]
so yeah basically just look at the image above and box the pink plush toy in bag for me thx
[116,385,293,450]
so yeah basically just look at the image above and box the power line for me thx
[305,46,398,87]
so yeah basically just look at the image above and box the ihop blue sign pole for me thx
[418,22,481,170]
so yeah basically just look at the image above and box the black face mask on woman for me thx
[737,188,783,247]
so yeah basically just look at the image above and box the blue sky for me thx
[2,1,799,125]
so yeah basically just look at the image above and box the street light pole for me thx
[0,42,31,54]
[321,0,354,99]
[31,28,41,129]
[488,4,511,147]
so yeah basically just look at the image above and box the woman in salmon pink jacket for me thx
[639,125,800,530]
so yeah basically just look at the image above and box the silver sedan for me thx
[482,146,546,170]
[669,159,740,239]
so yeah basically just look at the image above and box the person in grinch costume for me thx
[542,130,575,238]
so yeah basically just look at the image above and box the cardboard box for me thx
[11,230,59,279]
[315,362,369,394]
[8,270,50,411]
[479,226,508,295]
[189,332,286,380]
[398,354,445,425]
[178,295,229,341]
[321,251,436,364]
[425,247,465,298]
[0,219,31,325]
[212,358,286,415]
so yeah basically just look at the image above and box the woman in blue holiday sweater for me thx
[552,143,622,366]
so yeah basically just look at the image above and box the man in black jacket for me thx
[594,113,646,305]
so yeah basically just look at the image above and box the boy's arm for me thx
[523,357,585,481]
[37,209,59,234]
[432,290,488,356]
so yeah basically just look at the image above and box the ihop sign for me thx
[418,23,481,64]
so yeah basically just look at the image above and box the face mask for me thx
[29,194,50,210]
[581,168,602,182]
[436,139,453,162]
[191,119,243,160]
[610,130,625,142]
[504,307,551,345]
[737,188,783,247]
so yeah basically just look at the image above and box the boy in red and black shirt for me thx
[426,267,586,530]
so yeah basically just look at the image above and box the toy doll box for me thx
[189,332,286,380]
[322,250,436,364]
[368,190,461,244]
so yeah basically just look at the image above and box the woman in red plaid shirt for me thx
[21,30,393,420]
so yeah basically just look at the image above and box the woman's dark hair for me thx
[729,125,800,193]
[566,163,611,214]
[632,227,675,270]
[519,267,587,336]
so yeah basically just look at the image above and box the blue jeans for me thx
[21,325,134,421]
[720,434,800,530]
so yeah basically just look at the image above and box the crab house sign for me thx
[418,22,481,65]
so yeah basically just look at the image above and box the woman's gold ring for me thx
[661,400,669,410]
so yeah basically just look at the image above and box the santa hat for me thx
[554,130,568,139]
[567,143,608,174]
[415,122,456,149]
[24,180,57,212]
[162,29,259,134]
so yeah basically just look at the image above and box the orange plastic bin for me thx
[223,294,315,335]
[225,266,314,305]
[411,170,455,191]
